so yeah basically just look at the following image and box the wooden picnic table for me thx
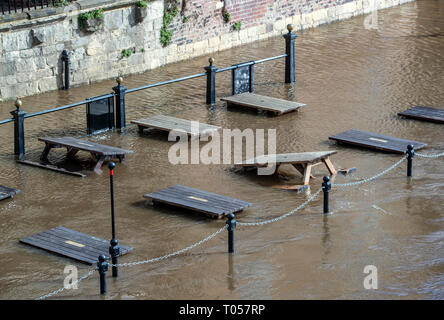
[0,185,20,201]
[131,115,221,138]
[235,151,338,186]
[38,137,133,172]
[221,93,306,115]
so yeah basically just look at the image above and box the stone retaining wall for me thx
[0,0,414,101]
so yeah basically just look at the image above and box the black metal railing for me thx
[0,0,71,15]
[0,25,298,161]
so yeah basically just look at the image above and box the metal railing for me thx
[0,0,72,15]
[0,26,298,161]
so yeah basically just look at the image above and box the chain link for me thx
[35,267,97,300]
[110,226,227,268]
[332,155,407,188]
[237,188,322,227]
[415,152,444,159]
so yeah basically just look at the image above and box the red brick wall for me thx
[170,0,352,45]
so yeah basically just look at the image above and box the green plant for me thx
[54,0,69,7]
[160,4,179,47]
[78,9,104,28]
[141,48,145,53]
[233,21,242,31]
[121,48,133,58]
[136,0,148,8]
[223,11,230,23]
[183,16,189,23]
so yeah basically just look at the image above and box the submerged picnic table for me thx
[329,130,427,154]
[0,185,20,201]
[235,151,338,188]
[221,93,306,115]
[398,106,444,124]
[38,137,133,172]
[131,115,221,138]
[144,185,252,219]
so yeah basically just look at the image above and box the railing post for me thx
[204,57,218,105]
[108,162,120,278]
[10,98,26,160]
[407,144,414,177]
[322,176,331,214]
[62,50,70,90]
[97,254,108,295]
[113,77,127,130]
[226,213,236,253]
[283,24,297,84]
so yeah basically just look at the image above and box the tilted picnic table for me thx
[38,137,133,172]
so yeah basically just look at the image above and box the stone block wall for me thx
[0,0,414,101]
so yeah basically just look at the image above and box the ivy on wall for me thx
[160,0,180,47]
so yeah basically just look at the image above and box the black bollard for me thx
[226,213,236,253]
[322,176,331,214]
[113,77,127,130]
[406,144,414,177]
[10,98,26,160]
[97,254,108,295]
[108,162,120,277]
[62,50,70,90]
[204,57,218,105]
[283,24,297,84]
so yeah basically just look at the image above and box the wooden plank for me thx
[131,115,221,138]
[398,106,444,124]
[328,130,427,154]
[19,226,132,265]
[221,93,306,115]
[235,151,337,167]
[0,185,20,201]
[144,185,251,219]
[17,160,86,178]
[38,137,133,156]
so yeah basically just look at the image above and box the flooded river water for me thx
[0,0,443,299]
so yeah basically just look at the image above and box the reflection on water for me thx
[0,0,443,299]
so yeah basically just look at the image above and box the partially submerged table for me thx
[38,137,133,172]
[131,115,221,138]
[329,130,427,154]
[398,106,444,124]
[144,185,252,219]
[0,185,20,201]
[221,93,306,116]
[235,151,339,188]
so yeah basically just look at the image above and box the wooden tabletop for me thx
[221,93,306,115]
[38,137,133,156]
[398,106,444,124]
[131,115,221,137]
[235,151,337,167]
[329,130,427,154]
[144,185,252,219]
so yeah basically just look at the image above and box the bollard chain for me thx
[109,226,227,268]
[238,188,322,227]
[332,155,407,188]
[415,152,444,158]
[35,267,97,300]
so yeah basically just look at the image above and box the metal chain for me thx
[415,152,444,158]
[110,226,227,267]
[332,155,407,188]
[35,267,97,300]
[237,188,322,227]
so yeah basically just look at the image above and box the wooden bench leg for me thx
[94,155,107,173]
[322,157,337,175]
[117,155,125,163]
[40,143,53,162]
[292,163,316,179]
[138,126,145,134]
[66,147,79,159]
[303,164,313,185]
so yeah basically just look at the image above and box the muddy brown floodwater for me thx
[0,0,443,300]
